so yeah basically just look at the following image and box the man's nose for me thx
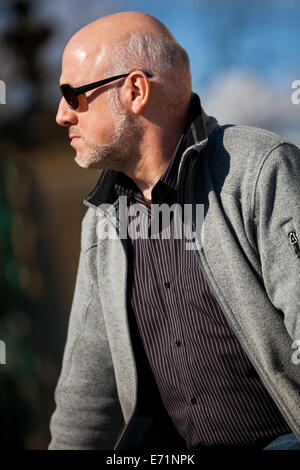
[56,97,78,127]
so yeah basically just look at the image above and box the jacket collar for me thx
[83,92,218,208]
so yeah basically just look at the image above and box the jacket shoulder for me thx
[203,124,299,202]
[216,124,295,160]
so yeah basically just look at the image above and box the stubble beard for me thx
[74,107,143,170]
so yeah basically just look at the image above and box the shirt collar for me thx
[159,134,187,190]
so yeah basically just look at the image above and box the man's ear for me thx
[122,71,151,114]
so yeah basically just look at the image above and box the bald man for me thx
[49,12,300,450]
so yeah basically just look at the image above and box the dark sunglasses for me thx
[60,71,153,110]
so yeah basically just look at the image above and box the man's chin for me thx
[74,154,100,169]
[74,152,117,170]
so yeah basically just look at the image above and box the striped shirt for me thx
[114,112,291,449]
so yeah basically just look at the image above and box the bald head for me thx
[63,12,175,76]
[61,12,191,115]
[67,11,176,51]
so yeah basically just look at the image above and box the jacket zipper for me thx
[113,233,139,450]
[288,231,300,258]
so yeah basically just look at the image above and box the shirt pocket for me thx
[281,218,300,259]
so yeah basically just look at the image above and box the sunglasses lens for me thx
[60,84,79,109]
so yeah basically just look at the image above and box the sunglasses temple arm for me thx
[73,72,152,95]
[73,74,130,95]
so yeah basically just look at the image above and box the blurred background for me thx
[0,0,299,449]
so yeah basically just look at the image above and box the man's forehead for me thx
[60,40,106,85]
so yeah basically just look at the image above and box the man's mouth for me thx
[69,135,81,145]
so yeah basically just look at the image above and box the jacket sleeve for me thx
[254,142,300,341]
[48,210,124,449]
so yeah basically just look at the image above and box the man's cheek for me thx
[89,115,115,141]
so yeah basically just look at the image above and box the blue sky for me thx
[2,0,298,89]
[113,0,300,89]
[1,0,299,142]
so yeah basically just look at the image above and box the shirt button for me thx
[164,281,170,288]
[190,396,197,405]
[175,340,181,347]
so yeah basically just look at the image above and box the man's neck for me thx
[124,126,184,202]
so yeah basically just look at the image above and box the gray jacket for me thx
[49,93,300,450]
